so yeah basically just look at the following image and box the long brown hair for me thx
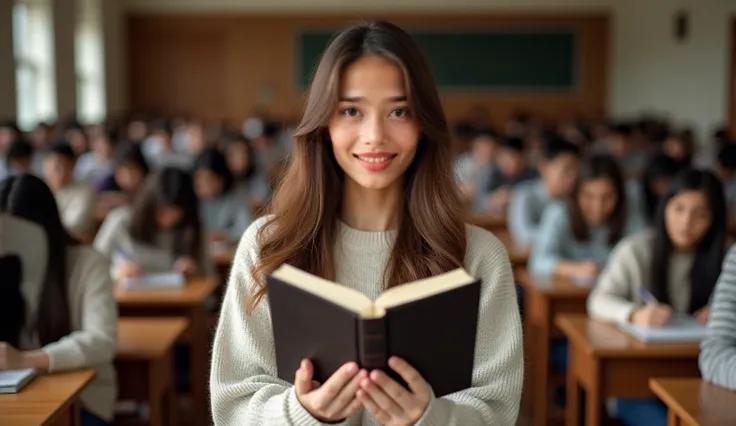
[247,21,466,314]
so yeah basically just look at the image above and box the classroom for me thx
[1,0,736,425]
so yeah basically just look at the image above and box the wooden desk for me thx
[115,277,217,426]
[650,378,736,426]
[468,212,507,231]
[556,315,701,426]
[516,270,592,426]
[0,369,96,426]
[494,230,530,267]
[116,317,189,426]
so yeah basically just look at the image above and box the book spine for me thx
[358,318,387,370]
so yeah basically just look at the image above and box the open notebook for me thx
[120,272,186,290]
[0,368,36,394]
[618,316,706,343]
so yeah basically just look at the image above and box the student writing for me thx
[210,21,523,426]
[93,167,211,280]
[0,174,118,426]
[529,155,643,278]
[507,138,580,246]
[587,169,726,426]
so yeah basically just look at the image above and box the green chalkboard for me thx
[297,29,577,91]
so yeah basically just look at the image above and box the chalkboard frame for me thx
[295,27,581,93]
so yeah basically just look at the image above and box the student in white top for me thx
[94,167,211,280]
[210,21,523,426]
[0,174,117,426]
[43,141,96,240]
[587,169,727,426]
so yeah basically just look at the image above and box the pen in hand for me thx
[632,286,672,327]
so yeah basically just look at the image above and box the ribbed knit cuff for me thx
[286,387,349,426]
[412,389,448,426]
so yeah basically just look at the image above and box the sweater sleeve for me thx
[699,244,736,390]
[528,202,568,276]
[507,182,539,246]
[43,248,118,371]
[62,184,96,235]
[414,227,523,426]
[209,218,347,426]
[586,235,642,323]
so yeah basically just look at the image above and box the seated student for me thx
[714,144,736,216]
[453,128,497,204]
[700,244,736,390]
[662,130,695,168]
[4,138,35,177]
[529,154,644,279]
[508,137,580,246]
[605,123,647,179]
[587,168,726,426]
[143,120,193,171]
[477,136,537,212]
[0,174,117,426]
[94,143,149,218]
[74,130,116,187]
[44,141,96,239]
[629,154,684,226]
[225,135,271,212]
[93,167,211,280]
[63,121,90,157]
[193,147,252,242]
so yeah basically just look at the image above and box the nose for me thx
[360,113,385,146]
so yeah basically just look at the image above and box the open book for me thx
[0,368,36,394]
[267,264,481,397]
[618,315,706,343]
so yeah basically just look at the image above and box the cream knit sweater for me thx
[210,217,523,426]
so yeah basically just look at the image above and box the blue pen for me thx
[638,286,659,305]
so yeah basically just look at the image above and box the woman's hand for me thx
[357,356,432,426]
[695,305,711,325]
[631,304,673,327]
[295,359,366,422]
[0,342,25,370]
[173,257,198,275]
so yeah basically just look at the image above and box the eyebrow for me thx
[338,96,408,103]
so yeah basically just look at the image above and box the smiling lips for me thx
[353,152,398,172]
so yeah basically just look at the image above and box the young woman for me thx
[587,168,726,426]
[0,174,117,426]
[529,154,643,279]
[94,143,150,218]
[93,167,211,280]
[193,147,252,242]
[224,136,271,212]
[210,21,523,426]
[634,154,684,225]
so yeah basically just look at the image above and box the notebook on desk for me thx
[120,272,186,290]
[0,368,36,394]
[617,316,706,343]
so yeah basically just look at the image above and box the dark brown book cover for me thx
[267,271,481,397]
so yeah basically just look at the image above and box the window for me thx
[76,0,105,124]
[13,0,56,130]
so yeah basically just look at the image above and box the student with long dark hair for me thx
[0,174,117,426]
[530,155,643,278]
[635,154,684,224]
[587,168,726,426]
[224,135,272,211]
[210,21,523,426]
[94,142,150,218]
[193,147,252,242]
[94,167,210,279]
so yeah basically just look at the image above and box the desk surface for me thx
[468,212,507,230]
[516,270,593,297]
[650,378,736,426]
[117,317,189,360]
[0,369,96,425]
[556,314,701,358]
[493,230,530,265]
[115,276,218,307]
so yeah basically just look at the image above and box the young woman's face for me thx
[66,129,88,155]
[664,190,712,251]
[577,177,618,226]
[156,204,183,229]
[193,168,224,200]
[542,153,579,197]
[226,143,250,175]
[328,55,420,192]
[43,154,74,191]
[115,163,145,192]
[664,137,687,161]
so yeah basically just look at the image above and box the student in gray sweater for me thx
[193,147,252,242]
[587,169,727,426]
[0,175,117,426]
[699,244,736,390]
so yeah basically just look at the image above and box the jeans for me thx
[81,410,109,426]
[615,398,667,426]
